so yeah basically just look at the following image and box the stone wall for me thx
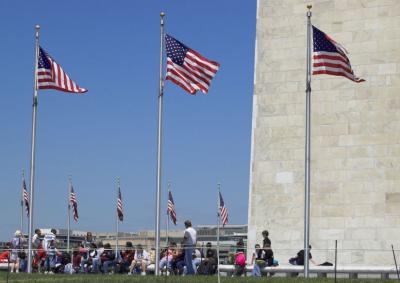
[248,0,400,265]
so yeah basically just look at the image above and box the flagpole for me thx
[67,176,72,254]
[27,24,40,273]
[166,181,170,248]
[217,183,221,283]
[304,4,312,278]
[20,170,25,235]
[155,11,165,276]
[116,177,120,260]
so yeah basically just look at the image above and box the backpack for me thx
[235,252,246,267]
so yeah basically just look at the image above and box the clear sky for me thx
[0,0,256,241]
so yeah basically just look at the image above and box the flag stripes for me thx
[117,187,124,222]
[69,186,79,222]
[219,192,228,227]
[22,179,29,217]
[312,26,364,83]
[167,190,177,225]
[165,34,220,95]
[37,47,88,93]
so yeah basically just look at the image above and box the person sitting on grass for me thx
[129,244,150,275]
[118,241,135,273]
[233,240,246,277]
[159,242,174,274]
[91,242,104,273]
[251,244,265,277]
[192,248,203,274]
[100,243,115,274]
[72,250,81,273]
[171,242,185,275]
[198,242,217,275]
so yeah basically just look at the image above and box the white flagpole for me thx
[304,4,312,278]
[20,169,25,235]
[217,183,221,283]
[155,11,165,276]
[27,24,40,273]
[116,177,120,260]
[67,176,71,254]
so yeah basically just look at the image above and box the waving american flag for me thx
[167,190,177,225]
[312,26,364,83]
[117,187,124,222]
[69,186,79,222]
[219,192,228,227]
[22,178,29,217]
[37,46,88,93]
[165,34,220,95]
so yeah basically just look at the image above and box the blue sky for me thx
[0,0,256,241]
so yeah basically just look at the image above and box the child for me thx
[234,245,246,277]
[44,240,57,274]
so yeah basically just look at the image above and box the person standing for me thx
[182,220,197,275]
[43,229,57,274]
[32,229,43,272]
[262,230,271,247]
[10,230,24,273]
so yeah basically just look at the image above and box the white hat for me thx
[15,230,22,236]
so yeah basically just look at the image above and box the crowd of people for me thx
[0,223,319,276]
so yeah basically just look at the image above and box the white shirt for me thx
[32,234,41,248]
[43,232,56,251]
[134,250,150,263]
[184,227,197,245]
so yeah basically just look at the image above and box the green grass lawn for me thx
[0,273,395,283]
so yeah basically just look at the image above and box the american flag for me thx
[22,178,29,217]
[165,34,220,95]
[167,190,177,225]
[69,186,79,222]
[219,192,228,227]
[312,26,364,83]
[117,187,124,222]
[37,46,88,93]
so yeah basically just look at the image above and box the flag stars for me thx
[165,34,188,66]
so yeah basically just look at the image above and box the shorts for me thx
[10,252,18,262]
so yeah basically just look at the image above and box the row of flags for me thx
[167,189,229,227]
[21,177,230,228]
[33,26,363,99]
[21,176,122,224]
[35,33,220,96]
